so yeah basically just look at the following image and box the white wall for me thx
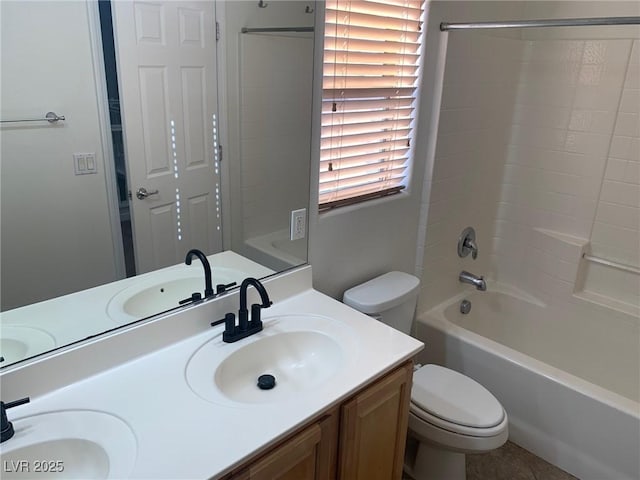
[0,1,118,310]
[308,1,438,300]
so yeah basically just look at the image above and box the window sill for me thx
[317,188,411,219]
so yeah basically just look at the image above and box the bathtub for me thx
[415,284,640,480]
[244,229,307,272]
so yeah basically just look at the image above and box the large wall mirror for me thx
[0,0,315,368]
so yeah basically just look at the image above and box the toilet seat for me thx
[410,402,506,438]
[408,406,509,455]
[410,365,506,438]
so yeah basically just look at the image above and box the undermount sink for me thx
[186,314,360,405]
[0,326,56,364]
[0,410,137,479]
[107,267,240,323]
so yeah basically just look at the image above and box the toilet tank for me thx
[343,271,420,335]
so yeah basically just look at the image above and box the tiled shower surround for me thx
[586,40,639,305]
[419,29,639,316]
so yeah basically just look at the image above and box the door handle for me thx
[136,187,159,200]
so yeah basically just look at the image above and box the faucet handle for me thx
[1,397,30,443]
[458,227,478,260]
[464,238,478,260]
[250,295,272,328]
[216,282,237,295]
[178,292,202,305]
[2,397,30,412]
[223,313,236,332]
[250,304,264,328]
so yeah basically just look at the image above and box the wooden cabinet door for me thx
[230,410,338,480]
[338,362,413,480]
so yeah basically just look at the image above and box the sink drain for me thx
[257,374,276,390]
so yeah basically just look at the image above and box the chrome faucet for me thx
[459,271,487,291]
[458,227,479,260]
[463,237,479,259]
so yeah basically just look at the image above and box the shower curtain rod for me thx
[440,16,640,31]
[241,26,314,34]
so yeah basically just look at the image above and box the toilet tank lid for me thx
[343,271,420,314]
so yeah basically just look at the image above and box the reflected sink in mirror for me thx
[0,326,56,365]
[106,267,241,323]
[0,410,137,479]
[186,315,360,405]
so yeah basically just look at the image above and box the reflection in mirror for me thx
[0,0,314,368]
[223,1,314,272]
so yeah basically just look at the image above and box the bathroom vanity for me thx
[0,266,423,479]
[222,361,413,480]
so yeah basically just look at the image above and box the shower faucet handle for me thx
[465,237,478,260]
[458,227,478,260]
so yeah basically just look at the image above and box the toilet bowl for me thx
[406,364,508,479]
[343,272,508,480]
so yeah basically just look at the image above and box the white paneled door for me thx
[112,1,221,273]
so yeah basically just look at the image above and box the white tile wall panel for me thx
[605,158,629,180]
[596,202,640,230]
[420,29,639,313]
[620,88,640,113]
[582,263,640,309]
[599,180,640,206]
[615,111,640,137]
[625,160,640,183]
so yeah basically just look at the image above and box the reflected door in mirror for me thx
[113,0,222,274]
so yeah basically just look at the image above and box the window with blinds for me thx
[320,0,425,211]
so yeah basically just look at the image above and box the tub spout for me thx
[459,271,487,291]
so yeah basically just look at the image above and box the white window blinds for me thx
[320,0,425,211]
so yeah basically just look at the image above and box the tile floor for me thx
[466,441,579,480]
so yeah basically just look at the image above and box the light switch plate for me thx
[74,153,97,175]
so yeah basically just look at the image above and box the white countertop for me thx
[1,267,423,479]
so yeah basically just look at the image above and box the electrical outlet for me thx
[290,208,306,241]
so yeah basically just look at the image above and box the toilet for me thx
[343,272,508,480]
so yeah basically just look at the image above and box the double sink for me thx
[1,308,361,478]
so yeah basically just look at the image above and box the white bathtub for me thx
[415,285,640,480]
[244,229,307,272]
